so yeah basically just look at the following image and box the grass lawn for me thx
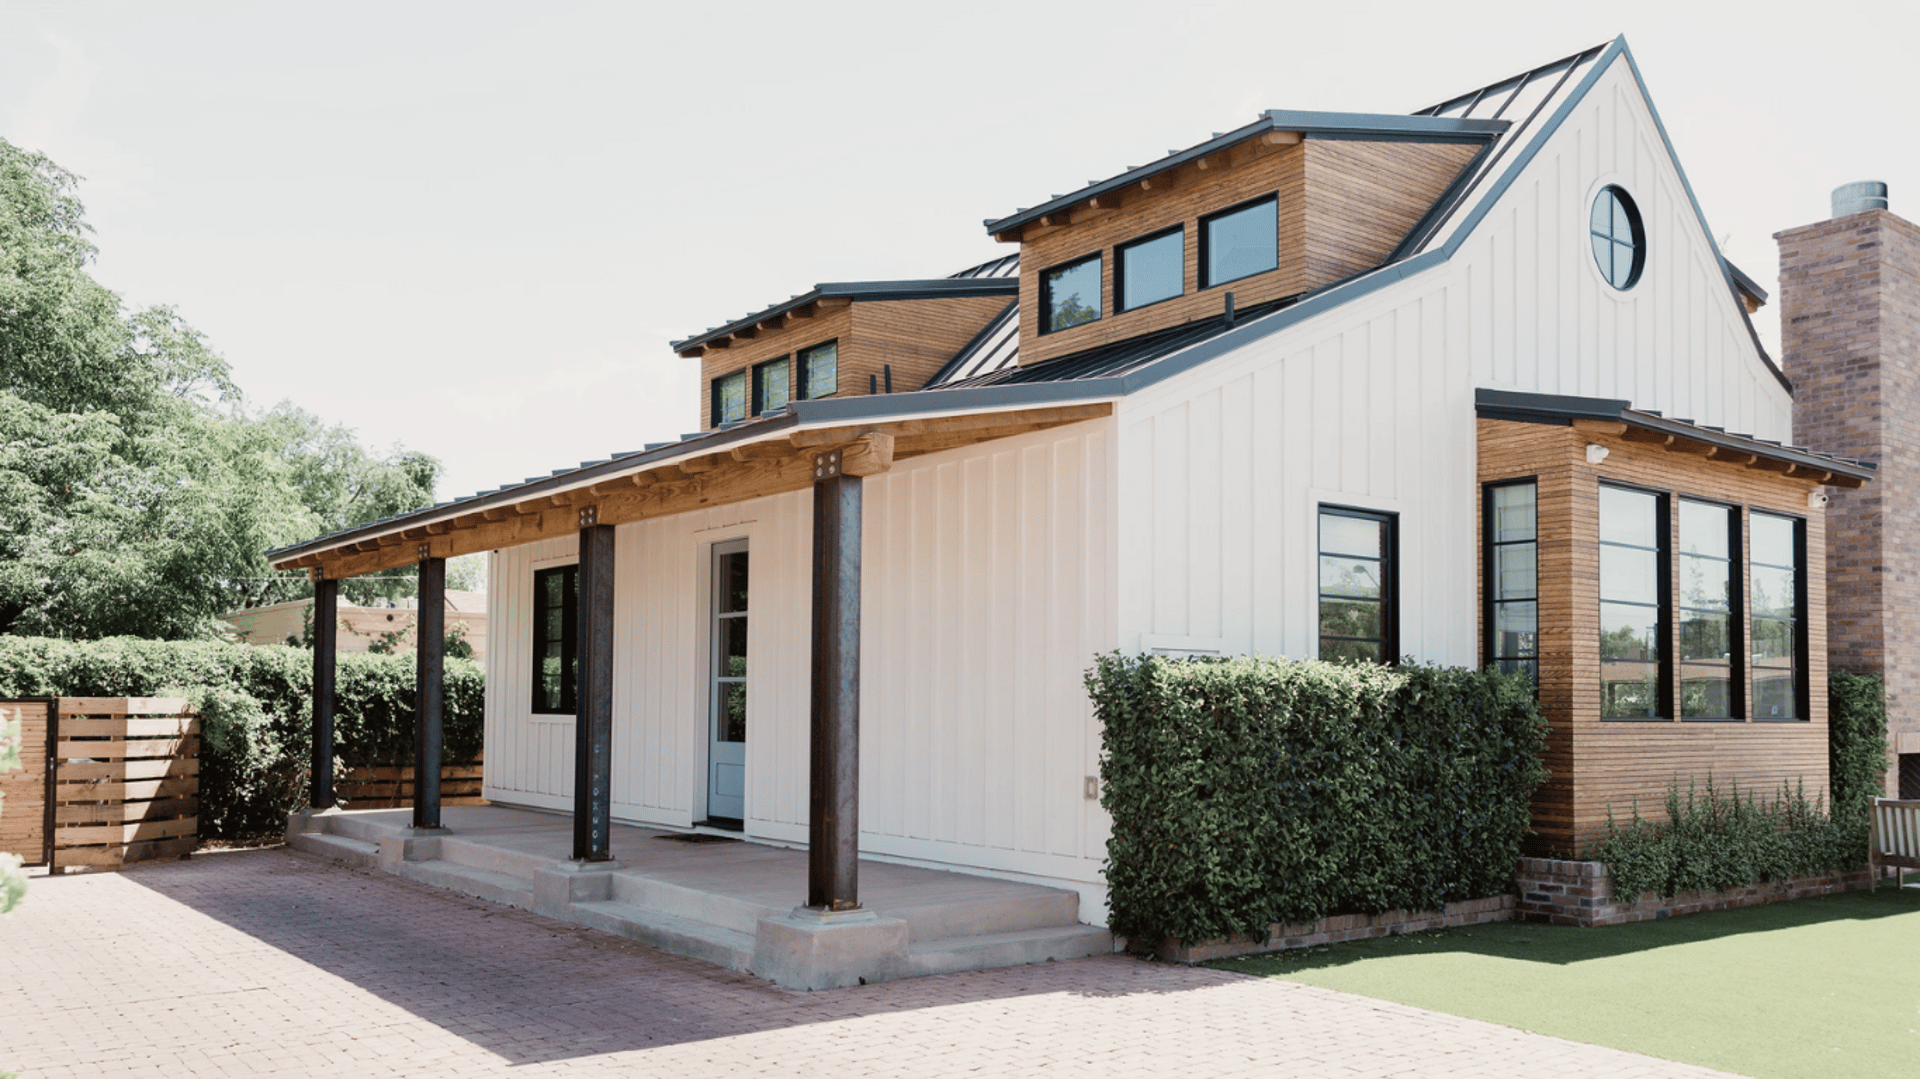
[1211,875,1920,1079]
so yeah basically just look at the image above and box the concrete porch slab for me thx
[287,804,1113,989]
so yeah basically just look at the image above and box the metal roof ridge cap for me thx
[1260,109,1510,135]
[674,279,1020,351]
[786,382,1124,425]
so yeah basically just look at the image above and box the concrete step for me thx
[395,858,536,911]
[572,899,755,971]
[323,813,406,845]
[608,873,781,936]
[886,888,1082,942]
[437,836,555,880]
[905,923,1114,978]
[288,831,379,869]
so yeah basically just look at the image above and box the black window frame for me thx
[531,563,578,716]
[1748,510,1809,723]
[1598,481,1672,721]
[752,355,791,415]
[1199,193,1280,290]
[1317,504,1399,666]
[797,339,839,401]
[1677,496,1744,722]
[710,368,748,427]
[1038,252,1104,335]
[1115,225,1185,313]
[1590,184,1647,291]
[1483,478,1539,685]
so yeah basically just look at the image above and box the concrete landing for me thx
[286,805,1112,989]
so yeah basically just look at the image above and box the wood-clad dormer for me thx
[675,278,1018,431]
[986,112,1502,367]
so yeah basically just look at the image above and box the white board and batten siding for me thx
[484,421,1120,912]
[1116,49,1788,664]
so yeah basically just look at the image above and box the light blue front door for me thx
[707,540,748,822]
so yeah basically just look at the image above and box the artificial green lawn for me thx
[1212,876,1920,1079]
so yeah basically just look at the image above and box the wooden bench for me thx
[1869,798,1920,882]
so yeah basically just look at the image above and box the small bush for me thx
[0,636,483,843]
[1591,777,1864,904]
[1089,653,1548,947]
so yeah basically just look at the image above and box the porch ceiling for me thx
[270,402,1112,580]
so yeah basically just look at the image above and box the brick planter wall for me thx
[1155,895,1516,963]
[1514,856,1875,926]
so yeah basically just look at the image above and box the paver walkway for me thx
[3,847,1742,1078]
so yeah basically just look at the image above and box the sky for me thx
[2,0,1915,506]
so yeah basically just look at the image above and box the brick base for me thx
[1513,856,1876,926]
[1156,895,1516,963]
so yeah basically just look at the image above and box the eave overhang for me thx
[981,112,1507,242]
[673,277,1019,357]
[1476,388,1874,487]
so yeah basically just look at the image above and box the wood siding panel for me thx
[0,700,48,864]
[1302,140,1481,288]
[483,535,578,804]
[850,296,1013,393]
[1479,417,1833,855]
[697,306,854,429]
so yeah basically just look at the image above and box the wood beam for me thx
[1264,130,1302,146]
[1620,428,1674,446]
[839,433,894,477]
[1572,419,1630,437]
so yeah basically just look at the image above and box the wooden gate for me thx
[0,698,55,867]
[51,698,199,870]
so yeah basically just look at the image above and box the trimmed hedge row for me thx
[1829,670,1890,822]
[1089,653,1547,947]
[0,636,483,842]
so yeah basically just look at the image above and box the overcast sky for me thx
[3,0,1914,505]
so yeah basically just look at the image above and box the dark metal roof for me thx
[982,112,1506,239]
[940,296,1298,390]
[1725,258,1769,303]
[1475,389,1874,483]
[672,277,1017,354]
[923,299,1018,387]
[949,253,1019,279]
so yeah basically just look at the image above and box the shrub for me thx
[1591,776,1863,903]
[1089,653,1548,947]
[1830,670,1889,822]
[0,636,483,843]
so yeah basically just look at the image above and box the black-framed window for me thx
[799,340,838,399]
[1750,511,1807,721]
[711,369,747,426]
[1040,254,1102,333]
[1201,194,1278,289]
[1116,226,1184,313]
[1485,480,1538,683]
[1679,499,1741,720]
[753,356,790,414]
[1599,484,1668,719]
[1590,185,1646,290]
[1318,506,1397,665]
[532,564,578,715]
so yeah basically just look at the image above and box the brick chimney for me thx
[1776,183,1920,797]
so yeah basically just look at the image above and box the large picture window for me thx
[1041,254,1102,333]
[1318,506,1397,665]
[1750,512,1805,720]
[1679,499,1740,719]
[1201,195,1278,288]
[531,564,578,715]
[1116,227,1184,312]
[1599,485,1667,719]
[1485,481,1538,683]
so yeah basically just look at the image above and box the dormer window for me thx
[1041,254,1102,333]
[754,357,791,413]
[799,340,839,399]
[1117,227,1184,313]
[1200,195,1278,288]
[712,369,747,426]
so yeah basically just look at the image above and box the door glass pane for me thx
[719,551,749,613]
[721,683,747,741]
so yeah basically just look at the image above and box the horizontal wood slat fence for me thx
[49,698,199,870]
[0,698,54,867]
[338,762,485,809]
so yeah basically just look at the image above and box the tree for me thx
[0,137,442,638]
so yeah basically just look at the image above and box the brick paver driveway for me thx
[3,848,1739,1078]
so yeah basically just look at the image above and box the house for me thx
[221,591,489,659]
[270,35,1870,976]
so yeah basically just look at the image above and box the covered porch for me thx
[287,804,1112,988]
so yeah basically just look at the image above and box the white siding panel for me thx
[483,534,581,804]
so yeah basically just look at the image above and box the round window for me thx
[1590,185,1645,290]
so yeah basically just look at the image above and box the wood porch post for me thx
[310,574,338,810]
[573,508,616,862]
[806,437,888,911]
[413,550,446,830]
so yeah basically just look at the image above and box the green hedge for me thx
[1089,654,1548,947]
[0,636,483,843]
[1829,670,1890,822]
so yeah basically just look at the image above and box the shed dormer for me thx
[674,272,1017,430]
[985,112,1503,366]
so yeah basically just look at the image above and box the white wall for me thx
[1115,50,1790,665]
[483,419,1119,905]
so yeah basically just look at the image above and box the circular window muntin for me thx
[1590,185,1646,290]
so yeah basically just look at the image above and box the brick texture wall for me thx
[1777,208,1920,796]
